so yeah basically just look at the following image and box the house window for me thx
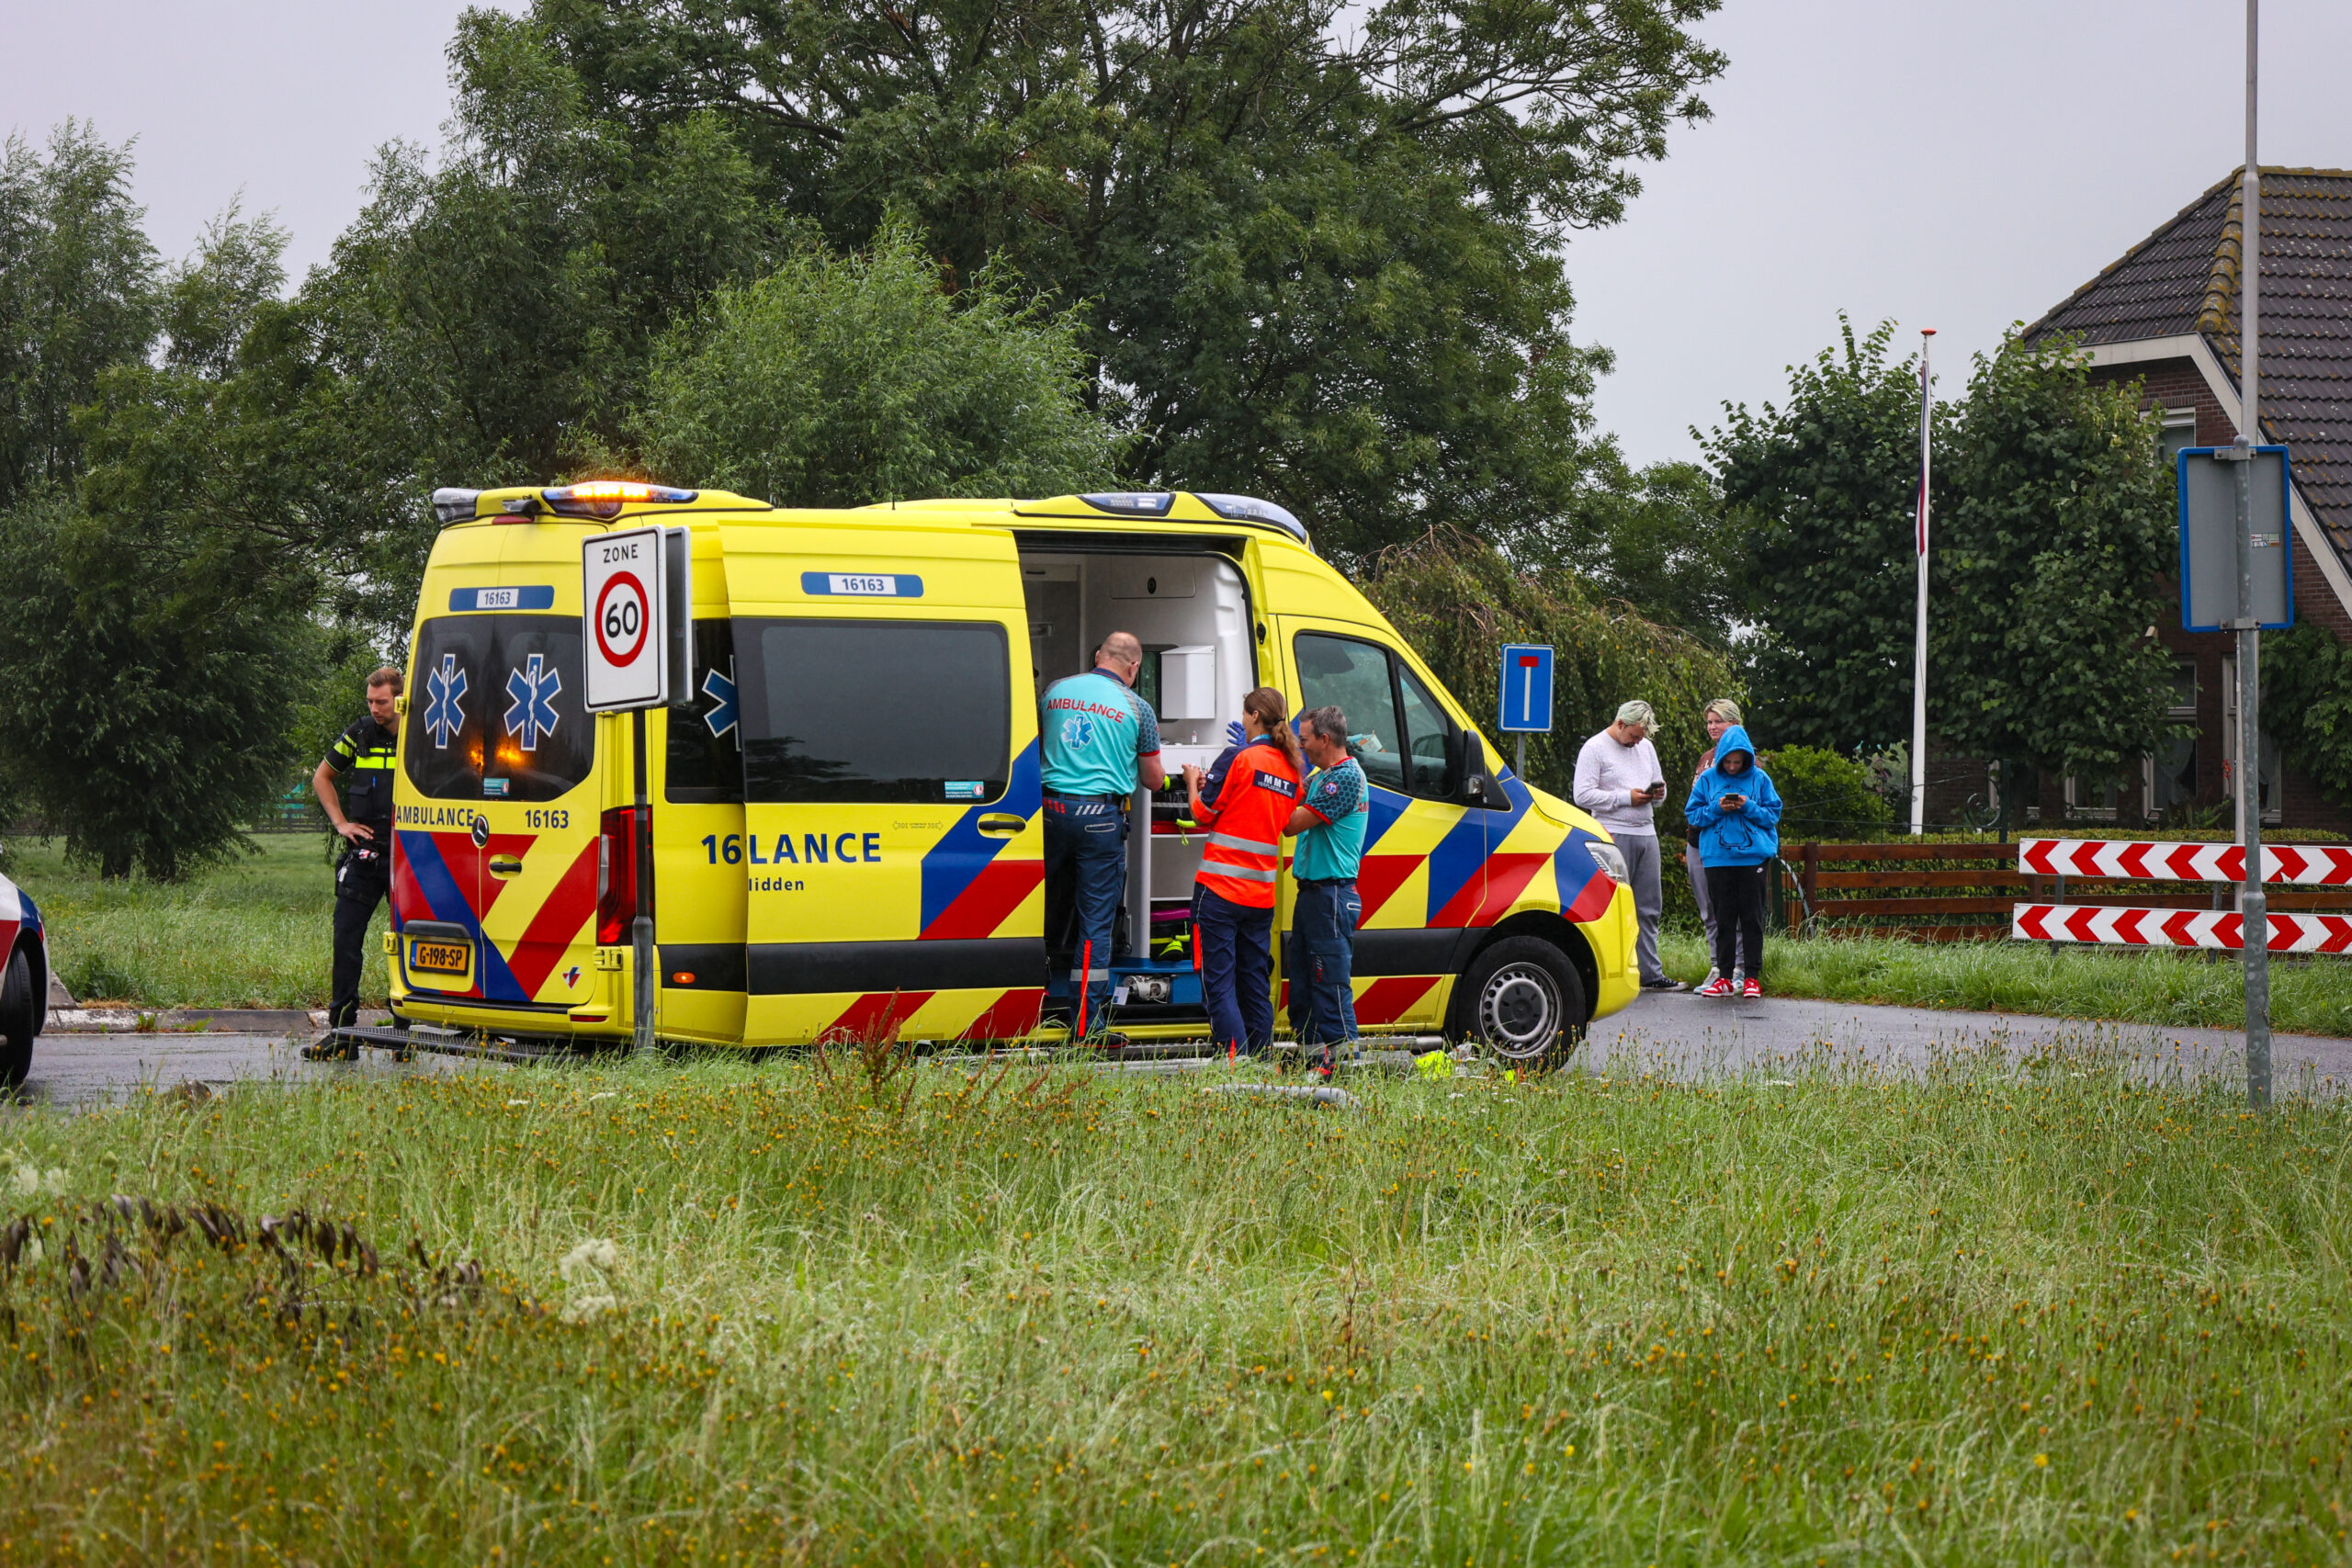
[2158,409,2199,467]
[2144,659,2199,820]
[2064,773,2122,822]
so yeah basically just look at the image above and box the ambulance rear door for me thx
[722,523,1045,1046]
[395,525,603,1021]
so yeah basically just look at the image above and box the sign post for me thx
[1497,644,1555,781]
[582,526,692,1055]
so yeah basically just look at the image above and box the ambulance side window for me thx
[1396,664,1458,800]
[737,618,1011,804]
[1294,633,1406,794]
[666,618,743,804]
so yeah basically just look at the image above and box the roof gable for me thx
[2026,169,2352,578]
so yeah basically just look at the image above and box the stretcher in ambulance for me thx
[382,484,1640,1063]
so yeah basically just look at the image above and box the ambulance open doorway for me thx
[1021,549,1255,1021]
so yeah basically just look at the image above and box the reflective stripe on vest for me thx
[1195,743,1300,909]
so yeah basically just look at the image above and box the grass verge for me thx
[1661,931,2352,1037]
[0,836,377,1009]
[2,1042,2349,1563]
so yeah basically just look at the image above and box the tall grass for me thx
[1662,932,2352,1038]
[3,1042,2349,1563]
[2,836,378,1008]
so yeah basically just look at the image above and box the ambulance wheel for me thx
[1449,937,1586,1070]
[0,948,34,1090]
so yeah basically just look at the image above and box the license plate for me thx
[412,940,470,976]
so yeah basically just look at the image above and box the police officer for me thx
[1284,705,1368,1078]
[1040,631,1166,1037]
[311,665,402,1032]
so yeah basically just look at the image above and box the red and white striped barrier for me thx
[2018,838,2352,885]
[2012,902,2352,953]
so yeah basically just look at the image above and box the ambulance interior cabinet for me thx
[1157,646,1216,721]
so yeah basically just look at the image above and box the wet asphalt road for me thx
[16,989,2351,1108]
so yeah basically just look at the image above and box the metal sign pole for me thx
[632,707,656,1055]
[2236,0,2271,1110]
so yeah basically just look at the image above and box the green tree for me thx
[1934,333,2178,791]
[0,122,158,507]
[2265,623,2352,807]
[1758,745,1892,841]
[636,220,1119,504]
[1703,317,1949,753]
[1357,526,1742,820]
[1532,457,1743,648]
[517,0,1726,562]
[0,490,310,880]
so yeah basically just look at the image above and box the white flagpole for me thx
[1910,328,1936,835]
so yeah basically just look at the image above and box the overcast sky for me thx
[6,0,2350,468]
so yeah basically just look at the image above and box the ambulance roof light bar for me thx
[1194,492,1307,545]
[1079,491,1177,516]
[542,480,700,519]
[431,487,483,524]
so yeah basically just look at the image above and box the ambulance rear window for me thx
[738,618,1010,804]
[404,615,595,803]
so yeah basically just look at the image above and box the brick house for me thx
[2008,167,2352,831]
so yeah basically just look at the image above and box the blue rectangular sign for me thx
[2177,446,2293,633]
[1498,643,1554,733]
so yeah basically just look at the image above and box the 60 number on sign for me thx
[582,527,672,710]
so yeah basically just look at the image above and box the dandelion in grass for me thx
[559,1236,624,1324]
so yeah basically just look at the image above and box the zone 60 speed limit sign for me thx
[583,525,689,710]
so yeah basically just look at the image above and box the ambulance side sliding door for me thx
[1278,618,1477,1032]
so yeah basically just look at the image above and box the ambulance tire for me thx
[0,947,34,1090]
[1448,936,1587,1070]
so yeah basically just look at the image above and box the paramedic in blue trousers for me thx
[1183,687,1305,1059]
[1285,705,1368,1080]
[1040,631,1166,1039]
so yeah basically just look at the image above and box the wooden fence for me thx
[1779,841,2352,942]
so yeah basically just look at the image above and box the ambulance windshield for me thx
[403,615,595,803]
[737,618,1010,804]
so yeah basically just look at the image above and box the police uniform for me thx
[1190,738,1301,1056]
[1039,665,1161,1032]
[324,714,398,1030]
[1287,754,1369,1070]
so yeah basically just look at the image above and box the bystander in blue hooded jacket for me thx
[1683,724,1782,866]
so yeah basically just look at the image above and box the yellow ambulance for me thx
[383,483,1638,1063]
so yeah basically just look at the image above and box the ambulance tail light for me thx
[545,481,698,519]
[597,806,645,944]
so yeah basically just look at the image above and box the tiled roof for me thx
[2025,169,2352,573]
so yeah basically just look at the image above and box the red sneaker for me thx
[1741,976,1762,999]
[1696,976,1735,998]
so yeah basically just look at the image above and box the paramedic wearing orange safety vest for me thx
[1182,687,1304,1057]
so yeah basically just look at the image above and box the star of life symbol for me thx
[503,653,562,752]
[423,653,469,749]
[701,660,739,742]
[1059,712,1096,750]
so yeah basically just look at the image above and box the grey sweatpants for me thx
[1687,839,1744,973]
[1620,831,1666,985]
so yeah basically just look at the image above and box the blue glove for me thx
[1223,719,1246,749]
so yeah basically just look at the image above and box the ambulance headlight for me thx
[1587,842,1628,885]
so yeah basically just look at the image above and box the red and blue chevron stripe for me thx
[919,739,1043,940]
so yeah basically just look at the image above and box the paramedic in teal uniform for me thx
[1284,705,1369,1077]
[1039,631,1166,1036]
